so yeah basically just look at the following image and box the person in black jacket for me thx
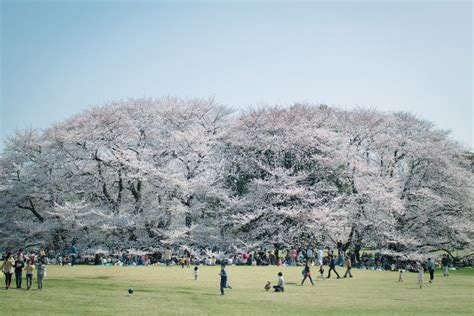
[441,255,449,277]
[14,255,25,288]
[327,255,340,279]
[301,262,314,286]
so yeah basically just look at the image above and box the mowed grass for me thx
[1,265,473,315]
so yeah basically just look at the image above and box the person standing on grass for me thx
[301,262,315,286]
[164,248,172,267]
[306,246,314,265]
[343,254,353,278]
[336,251,345,267]
[1,252,15,290]
[427,258,435,283]
[279,247,287,266]
[441,254,449,277]
[193,266,199,280]
[184,248,191,268]
[69,244,77,266]
[337,240,343,255]
[25,259,36,290]
[396,258,404,282]
[417,262,424,289]
[273,272,285,292]
[327,255,340,279]
[14,253,25,288]
[349,250,356,269]
[219,265,232,295]
[37,257,46,290]
[317,247,324,267]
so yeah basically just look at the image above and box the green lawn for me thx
[1,265,473,315]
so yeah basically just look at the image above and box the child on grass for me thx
[319,265,325,280]
[219,265,232,295]
[273,272,285,292]
[417,262,424,289]
[398,268,404,282]
[193,266,199,280]
[25,259,36,290]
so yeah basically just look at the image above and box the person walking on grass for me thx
[427,258,435,284]
[417,262,424,289]
[398,268,404,282]
[14,253,25,288]
[327,255,340,279]
[301,262,314,286]
[343,255,353,278]
[1,252,15,290]
[219,265,232,295]
[441,254,449,277]
[318,264,325,281]
[37,258,46,290]
[273,272,285,292]
[25,259,35,290]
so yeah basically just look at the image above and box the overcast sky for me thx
[1,1,472,149]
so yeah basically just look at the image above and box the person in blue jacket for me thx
[219,265,232,295]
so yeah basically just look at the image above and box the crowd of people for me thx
[0,249,47,290]
[1,243,461,293]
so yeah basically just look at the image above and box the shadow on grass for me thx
[201,293,223,296]
[77,276,113,280]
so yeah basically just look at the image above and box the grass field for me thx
[1,264,473,315]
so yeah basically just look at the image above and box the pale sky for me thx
[1,0,472,149]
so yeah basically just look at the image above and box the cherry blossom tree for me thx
[0,99,471,256]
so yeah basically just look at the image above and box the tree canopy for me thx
[1,97,472,255]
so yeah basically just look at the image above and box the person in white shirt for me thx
[193,266,199,280]
[273,272,285,292]
[417,262,424,289]
[317,248,324,266]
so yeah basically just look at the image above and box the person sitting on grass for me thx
[273,272,285,292]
